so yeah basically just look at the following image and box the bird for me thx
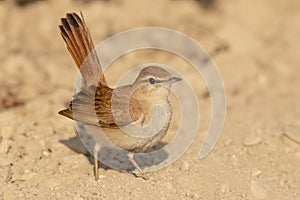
[58,12,181,180]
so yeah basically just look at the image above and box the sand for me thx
[0,0,299,199]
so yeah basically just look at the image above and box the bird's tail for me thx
[59,12,107,87]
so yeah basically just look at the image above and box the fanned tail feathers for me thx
[59,12,107,87]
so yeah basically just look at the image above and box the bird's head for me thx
[133,66,181,103]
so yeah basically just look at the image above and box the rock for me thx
[99,175,105,179]
[0,127,12,140]
[224,139,232,145]
[42,150,49,157]
[243,136,261,146]
[250,180,268,199]
[251,170,262,177]
[180,161,190,171]
[0,139,10,154]
[220,184,229,194]
[283,124,300,144]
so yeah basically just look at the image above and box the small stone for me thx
[243,136,261,146]
[58,166,64,174]
[42,150,49,157]
[0,139,10,154]
[0,127,12,140]
[180,161,190,171]
[251,180,268,199]
[283,124,300,144]
[231,154,238,167]
[40,140,46,149]
[224,139,232,145]
[280,179,287,187]
[220,184,229,194]
[99,175,105,179]
[251,170,262,177]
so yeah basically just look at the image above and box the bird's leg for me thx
[93,143,100,181]
[127,152,149,180]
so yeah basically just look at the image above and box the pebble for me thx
[283,124,300,144]
[99,175,105,179]
[40,140,46,149]
[250,180,268,199]
[180,161,190,171]
[42,150,49,157]
[224,139,232,145]
[280,179,287,187]
[251,170,262,177]
[243,136,261,146]
[220,184,229,194]
[58,165,64,174]
[0,139,10,154]
[0,127,12,140]
[231,154,238,167]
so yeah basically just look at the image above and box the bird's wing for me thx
[59,12,107,87]
[107,85,144,127]
[59,85,144,128]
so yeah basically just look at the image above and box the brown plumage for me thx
[58,12,181,180]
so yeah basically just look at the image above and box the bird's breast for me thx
[103,101,172,152]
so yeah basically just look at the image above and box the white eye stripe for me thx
[140,76,154,81]
[139,76,165,82]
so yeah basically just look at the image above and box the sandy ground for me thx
[0,0,300,199]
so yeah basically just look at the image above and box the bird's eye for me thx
[149,77,156,84]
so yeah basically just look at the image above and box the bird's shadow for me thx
[59,136,169,172]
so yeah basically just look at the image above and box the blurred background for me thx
[0,0,299,199]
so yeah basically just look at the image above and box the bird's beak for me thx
[169,76,182,84]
